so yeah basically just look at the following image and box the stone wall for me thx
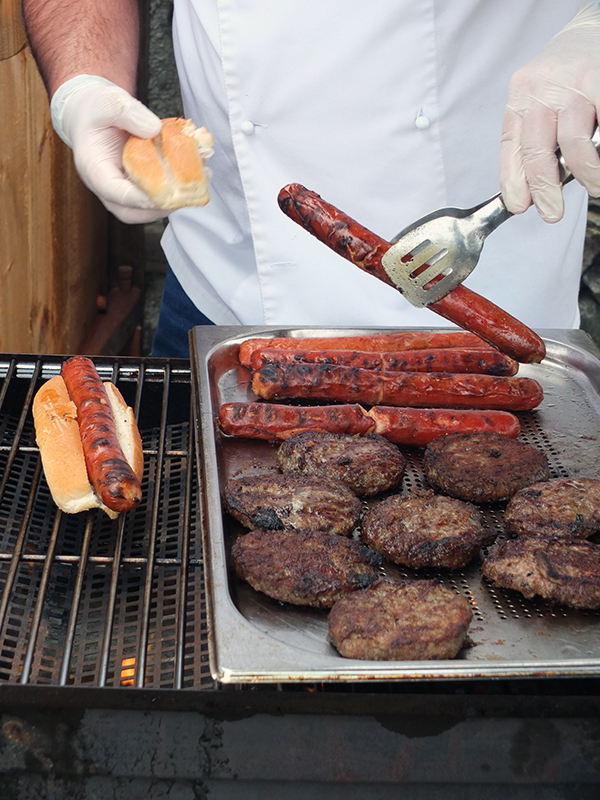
[147,0,183,120]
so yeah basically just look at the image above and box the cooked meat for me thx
[423,431,549,502]
[504,478,600,538]
[360,488,490,569]
[328,579,473,660]
[276,430,406,496]
[231,529,382,608]
[481,537,600,609]
[223,467,361,536]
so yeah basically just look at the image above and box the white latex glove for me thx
[50,75,166,223]
[499,2,600,223]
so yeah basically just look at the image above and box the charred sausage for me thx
[277,184,546,364]
[61,356,142,513]
[366,406,520,446]
[248,346,519,376]
[238,330,490,366]
[218,401,375,440]
[251,363,543,410]
[218,401,521,445]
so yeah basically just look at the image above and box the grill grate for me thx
[0,356,214,692]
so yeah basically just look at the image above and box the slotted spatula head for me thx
[381,193,511,308]
[382,126,600,308]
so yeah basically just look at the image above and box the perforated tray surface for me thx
[191,327,600,683]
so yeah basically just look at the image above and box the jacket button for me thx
[415,115,430,130]
[241,120,255,135]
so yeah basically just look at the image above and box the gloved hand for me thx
[499,2,600,223]
[50,75,166,223]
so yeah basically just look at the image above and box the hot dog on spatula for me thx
[277,184,546,364]
[33,357,144,517]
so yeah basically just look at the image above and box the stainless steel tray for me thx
[190,326,600,683]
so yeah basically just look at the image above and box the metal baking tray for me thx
[190,326,600,683]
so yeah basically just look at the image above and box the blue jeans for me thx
[151,267,215,358]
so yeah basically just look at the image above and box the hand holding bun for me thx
[123,117,214,210]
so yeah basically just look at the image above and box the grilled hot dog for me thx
[248,346,519,376]
[251,363,543,410]
[34,358,144,516]
[238,330,491,366]
[277,184,546,364]
[218,401,521,445]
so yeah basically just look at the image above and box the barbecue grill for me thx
[1,343,600,797]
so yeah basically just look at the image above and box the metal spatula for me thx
[382,129,600,308]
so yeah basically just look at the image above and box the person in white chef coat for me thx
[22,0,600,356]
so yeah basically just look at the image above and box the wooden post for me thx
[0,0,108,354]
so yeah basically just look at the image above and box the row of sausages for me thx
[219,330,544,446]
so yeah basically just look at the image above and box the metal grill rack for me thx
[0,356,214,692]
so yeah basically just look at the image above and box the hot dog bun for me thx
[33,376,144,518]
[104,381,144,483]
[123,117,214,210]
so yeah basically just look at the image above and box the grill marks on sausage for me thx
[277,184,546,364]
[251,362,543,410]
[239,331,491,366]
[61,357,141,512]
[218,401,375,440]
[218,401,521,445]
[248,346,519,376]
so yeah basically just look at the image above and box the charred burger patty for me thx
[328,579,473,660]
[481,536,600,609]
[504,478,600,538]
[423,431,549,502]
[231,528,382,608]
[360,488,490,569]
[276,430,406,496]
[223,467,361,536]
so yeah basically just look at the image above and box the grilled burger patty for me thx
[223,467,361,536]
[328,579,473,660]
[481,537,600,609]
[231,528,382,608]
[276,430,406,496]
[504,478,600,538]
[423,431,549,502]
[361,489,489,569]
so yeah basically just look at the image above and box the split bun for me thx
[123,117,214,210]
[33,376,144,518]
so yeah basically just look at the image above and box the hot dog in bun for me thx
[123,117,214,210]
[33,358,144,518]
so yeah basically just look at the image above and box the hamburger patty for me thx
[276,430,406,496]
[223,466,361,536]
[361,489,490,569]
[504,478,600,538]
[423,431,549,502]
[481,537,600,609]
[328,579,473,660]
[231,529,382,608]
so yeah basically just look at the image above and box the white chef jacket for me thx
[164,0,587,329]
